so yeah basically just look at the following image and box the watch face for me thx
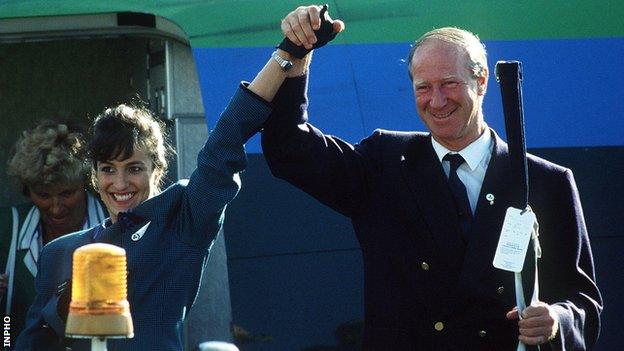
[273,52,293,71]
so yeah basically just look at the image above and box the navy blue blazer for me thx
[262,75,602,351]
[15,86,272,351]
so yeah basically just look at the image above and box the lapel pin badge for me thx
[131,222,151,242]
[486,193,495,205]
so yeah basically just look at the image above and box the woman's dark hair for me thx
[89,104,171,191]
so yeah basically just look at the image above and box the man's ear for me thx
[477,67,489,96]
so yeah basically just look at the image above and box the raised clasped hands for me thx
[506,301,560,346]
[281,4,345,52]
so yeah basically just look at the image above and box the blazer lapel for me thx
[399,134,465,270]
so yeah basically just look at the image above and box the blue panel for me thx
[192,46,365,154]
[194,38,624,153]
[192,47,263,152]
[485,38,624,149]
[326,43,421,134]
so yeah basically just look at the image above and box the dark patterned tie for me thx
[443,153,473,237]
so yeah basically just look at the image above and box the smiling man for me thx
[409,33,487,152]
[261,5,602,351]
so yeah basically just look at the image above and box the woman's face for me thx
[96,147,158,223]
[29,181,87,238]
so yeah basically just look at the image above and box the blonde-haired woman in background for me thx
[0,120,106,338]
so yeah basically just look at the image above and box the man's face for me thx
[409,40,487,151]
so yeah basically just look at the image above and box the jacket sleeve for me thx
[14,247,65,351]
[261,74,380,218]
[177,84,273,247]
[538,169,602,350]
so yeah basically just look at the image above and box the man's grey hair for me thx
[407,27,488,81]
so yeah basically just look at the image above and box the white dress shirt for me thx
[431,128,494,213]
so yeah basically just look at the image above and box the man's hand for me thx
[281,5,345,51]
[251,4,344,99]
[506,301,559,345]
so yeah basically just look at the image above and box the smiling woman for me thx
[94,148,155,222]
[88,105,169,223]
[14,49,284,347]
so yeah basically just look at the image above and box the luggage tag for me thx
[493,207,536,272]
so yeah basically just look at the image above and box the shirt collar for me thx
[431,127,493,171]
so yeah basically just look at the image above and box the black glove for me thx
[278,4,338,58]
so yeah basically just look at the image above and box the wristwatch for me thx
[271,51,293,72]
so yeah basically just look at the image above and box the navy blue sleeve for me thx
[261,75,381,218]
[543,169,602,350]
[14,247,65,351]
[178,85,272,246]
